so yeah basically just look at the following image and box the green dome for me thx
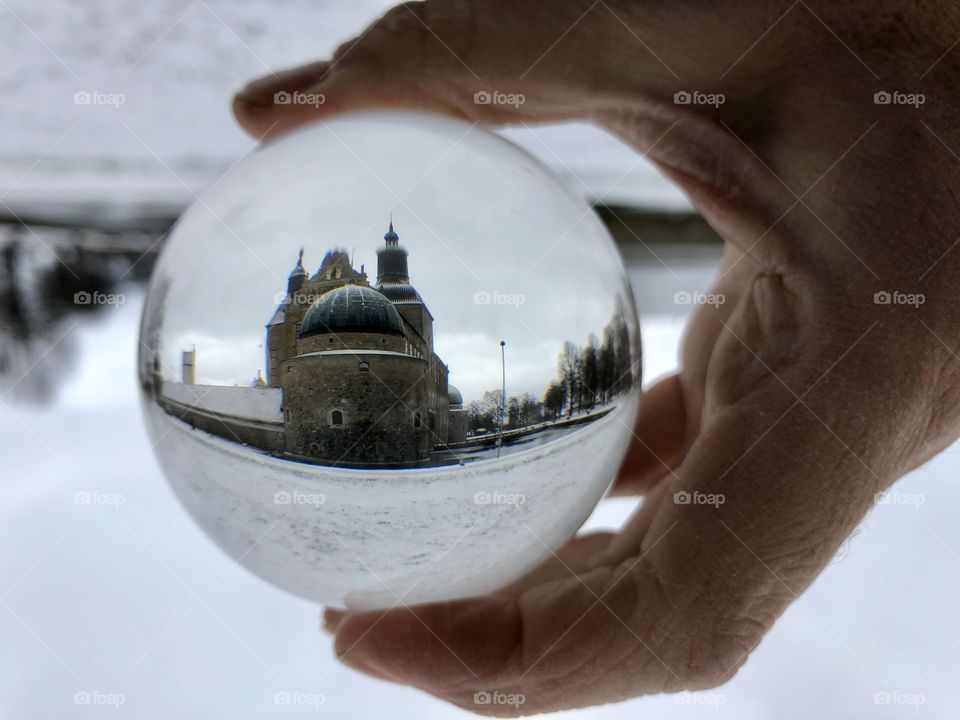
[300,285,404,338]
[447,385,464,407]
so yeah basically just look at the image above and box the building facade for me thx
[265,222,453,466]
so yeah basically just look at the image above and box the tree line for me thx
[465,306,636,434]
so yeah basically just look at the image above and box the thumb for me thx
[326,525,708,716]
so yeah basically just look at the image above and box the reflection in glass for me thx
[138,112,642,608]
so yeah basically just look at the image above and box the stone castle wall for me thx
[297,331,407,356]
[281,350,446,465]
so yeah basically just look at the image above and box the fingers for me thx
[612,245,752,498]
[233,0,604,139]
[610,373,688,496]
[328,556,698,715]
[232,0,768,141]
[494,531,616,596]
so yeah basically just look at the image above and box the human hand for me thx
[234,1,960,714]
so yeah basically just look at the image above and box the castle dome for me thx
[447,385,464,408]
[300,285,404,338]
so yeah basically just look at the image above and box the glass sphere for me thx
[138,111,641,610]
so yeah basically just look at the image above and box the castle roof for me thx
[376,281,424,305]
[447,385,464,407]
[289,247,308,278]
[300,284,404,338]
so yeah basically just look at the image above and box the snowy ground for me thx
[145,392,636,609]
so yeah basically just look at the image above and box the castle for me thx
[153,221,469,468]
[266,221,467,465]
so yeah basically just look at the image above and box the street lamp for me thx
[497,340,506,458]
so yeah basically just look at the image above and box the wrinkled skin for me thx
[233,1,960,715]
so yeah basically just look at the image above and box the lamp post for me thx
[497,340,506,458]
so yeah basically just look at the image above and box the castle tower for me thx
[287,247,308,295]
[374,219,435,349]
[181,348,196,384]
[266,248,368,386]
[376,218,410,285]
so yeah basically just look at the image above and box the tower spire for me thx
[291,247,306,275]
[384,215,399,246]
[287,247,308,294]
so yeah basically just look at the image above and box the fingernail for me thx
[235,60,329,107]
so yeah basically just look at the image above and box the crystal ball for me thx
[138,111,641,610]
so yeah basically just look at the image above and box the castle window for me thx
[330,409,344,427]
[329,337,335,343]
[413,412,422,429]
[358,362,369,372]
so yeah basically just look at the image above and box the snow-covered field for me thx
[144,393,638,609]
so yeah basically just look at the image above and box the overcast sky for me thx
[150,113,637,403]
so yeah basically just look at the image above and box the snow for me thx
[161,380,282,422]
[143,392,640,610]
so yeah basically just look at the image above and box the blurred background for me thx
[1,1,958,718]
